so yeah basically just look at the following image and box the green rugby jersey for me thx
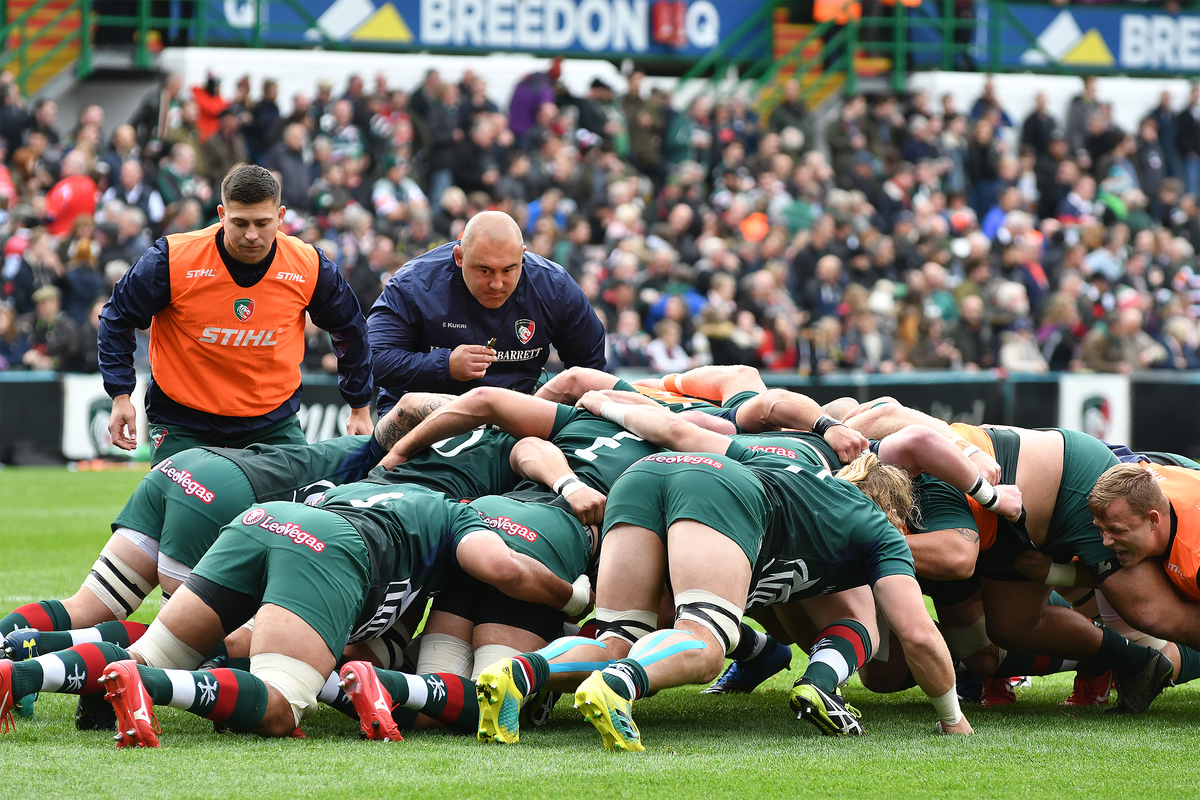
[466,494,592,582]
[316,482,490,642]
[366,427,518,500]
[909,474,979,598]
[204,435,381,504]
[542,404,663,492]
[730,431,839,472]
[724,441,914,609]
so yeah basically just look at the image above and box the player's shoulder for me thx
[521,252,575,292]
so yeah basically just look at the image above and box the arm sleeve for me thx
[553,275,607,371]
[366,279,457,395]
[98,239,172,398]
[308,249,375,408]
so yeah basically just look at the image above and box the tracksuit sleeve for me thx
[308,250,375,408]
[554,274,607,371]
[366,281,455,394]
[98,239,172,399]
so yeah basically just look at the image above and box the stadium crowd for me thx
[0,66,1199,378]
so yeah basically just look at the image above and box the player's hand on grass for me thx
[109,394,138,451]
[449,344,497,381]
[994,484,1024,523]
[936,714,973,735]
[824,424,870,464]
[565,485,607,527]
[969,449,1002,485]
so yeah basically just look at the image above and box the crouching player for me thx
[471,398,973,751]
[0,484,589,745]
[338,490,599,740]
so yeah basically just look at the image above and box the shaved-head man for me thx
[368,210,605,414]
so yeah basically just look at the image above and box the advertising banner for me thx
[1006,4,1200,74]
[204,0,767,58]
[1057,373,1131,446]
[61,374,150,461]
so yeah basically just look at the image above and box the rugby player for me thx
[842,404,1182,712]
[0,485,593,744]
[472,398,975,749]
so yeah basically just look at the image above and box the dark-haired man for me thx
[99,163,374,464]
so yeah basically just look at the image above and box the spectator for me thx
[44,150,98,238]
[508,57,560,143]
[0,302,30,370]
[966,117,1002,216]
[768,79,811,153]
[261,122,315,212]
[998,318,1048,372]
[606,307,650,369]
[1179,83,1200,197]
[1066,76,1099,156]
[202,108,250,184]
[1020,92,1058,157]
[102,160,165,231]
[157,142,213,209]
[129,72,184,148]
[20,285,80,371]
[949,294,996,369]
[1080,308,1167,373]
[99,124,141,188]
[645,318,691,373]
[75,296,106,373]
[191,73,228,142]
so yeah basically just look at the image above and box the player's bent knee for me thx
[415,633,473,678]
[251,652,327,733]
[596,607,659,648]
[130,620,204,669]
[674,589,743,656]
[472,644,520,681]
[83,545,155,620]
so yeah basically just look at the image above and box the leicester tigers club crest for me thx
[152,428,167,449]
[234,298,255,322]
[516,319,535,345]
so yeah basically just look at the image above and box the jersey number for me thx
[348,491,406,508]
[573,431,643,462]
[432,428,486,458]
[785,464,831,480]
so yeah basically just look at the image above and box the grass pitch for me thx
[0,467,1197,799]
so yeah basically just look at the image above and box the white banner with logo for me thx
[1057,373,1131,446]
[61,373,150,460]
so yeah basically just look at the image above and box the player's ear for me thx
[217,204,226,221]
[453,245,464,268]
[277,205,286,222]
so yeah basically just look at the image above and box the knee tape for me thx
[415,633,473,678]
[674,590,743,655]
[114,528,159,561]
[130,621,204,669]
[471,644,521,681]
[84,545,155,620]
[363,621,413,671]
[941,617,992,660]
[628,628,707,665]
[595,608,658,646]
[250,653,327,729]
